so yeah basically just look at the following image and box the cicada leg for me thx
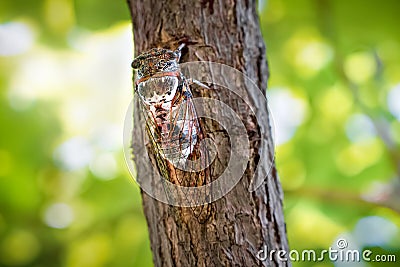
[187,78,210,90]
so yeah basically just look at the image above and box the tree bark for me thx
[127,0,290,266]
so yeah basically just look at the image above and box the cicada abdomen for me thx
[131,44,213,222]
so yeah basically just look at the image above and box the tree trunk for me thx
[127,0,290,266]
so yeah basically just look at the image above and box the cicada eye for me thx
[131,59,141,69]
[137,76,179,104]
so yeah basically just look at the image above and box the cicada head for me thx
[131,48,181,79]
[132,47,184,105]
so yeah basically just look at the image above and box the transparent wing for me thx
[138,80,213,223]
[165,81,214,221]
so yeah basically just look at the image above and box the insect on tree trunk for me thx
[127,0,290,266]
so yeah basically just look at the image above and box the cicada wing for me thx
[186,85,214,222]
[137,81,213,223]
[165,81,214,221]
[138,100,179,205]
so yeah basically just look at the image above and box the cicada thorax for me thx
[139,75,200,168]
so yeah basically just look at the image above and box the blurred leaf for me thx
[73,0,130,30]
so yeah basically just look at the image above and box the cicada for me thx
[131,44,213,220]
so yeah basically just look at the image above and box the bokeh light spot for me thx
[344,52,376,84]
[8,50,65,111]
[317,85,353,121]
[353,216,398,247]
[0,22,34,56]
[283,28,332,77]
[54,137,93,171]
[89,153,118,180]
[44,0,75,33]
[336,140,383,176]
[43,202,74,229]
[91,124,122,151]
[345,114,376,143]
[390,121,400,145]
[268,88,307,145]
[387,83,400,121]
[295,41,333,76]
[0,230,40,265]
[66,234,111,267]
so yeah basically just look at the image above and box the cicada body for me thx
[132,45,201,169]
[131,45,213,221]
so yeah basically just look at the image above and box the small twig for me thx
[286,187,400,214]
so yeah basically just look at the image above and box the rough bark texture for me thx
[127,0,290,266]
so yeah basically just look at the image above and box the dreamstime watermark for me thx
[256,238,397,263]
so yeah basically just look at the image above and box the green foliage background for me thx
[0,0,399,266]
